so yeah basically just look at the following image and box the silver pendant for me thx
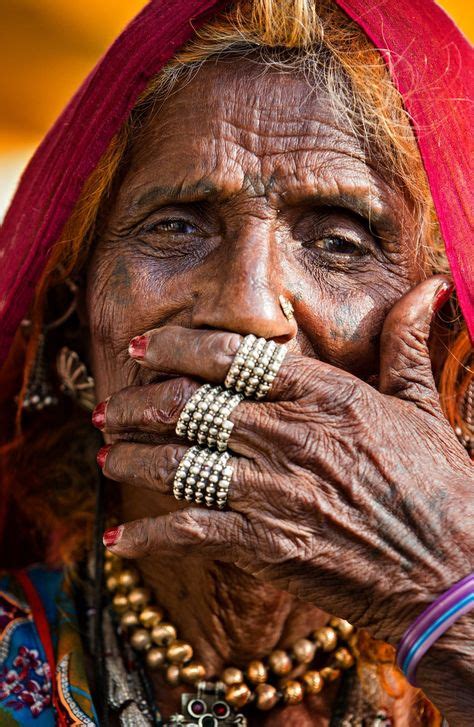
[166,681,247,726]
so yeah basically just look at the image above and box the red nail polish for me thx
[92,400,107,430]
[103,526,123,548]
[433,282,454,312]
[129,335,148,359]
[97,444,112,469]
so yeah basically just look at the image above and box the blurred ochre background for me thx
[1,0,472,216]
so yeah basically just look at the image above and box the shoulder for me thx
[0,565,97,725]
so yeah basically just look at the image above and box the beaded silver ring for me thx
[175,384,243,452]
[224,334,288,399]
[172,446,233,509]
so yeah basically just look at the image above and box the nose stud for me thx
[279,295,294,321]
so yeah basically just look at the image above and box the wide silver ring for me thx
[224,335,287,399]
[173,446,233,509]
[175,384,243,452]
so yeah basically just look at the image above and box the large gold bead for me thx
[293,638,316,664]
[139,605,164,629]
[221,667,244,686]
[104,560,115,575]
[152,622,177,646]
[255,683,279,711]
[268,650,292,676]
[145,646,167,670]
[120,611,139,630]
[112,593,129,614]
[166,640,193,664]
[320,667,341,682]
[105,550,121,563]
[106,575,119,592]
[181,661,207,684]
[329,617,354,640]
[247,660,267,684]
[302,670,323,694]
[130,628,152,652]
[118,568,140,592]
[165,664,181,687]
[282,680,304,705]
[225,684,251,709]
[314,626,338,652]
[333,647,354,670]
[128,587,151,611]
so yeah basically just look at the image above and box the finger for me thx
[128,325,334,401]
[92,375,258,459]
[94,374,311,464]
[379,275,452,406]
[93,377,199,434]
[103,508,247,560]
[99,441,186,493]
[98,440,253,506]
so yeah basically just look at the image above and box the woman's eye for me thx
[145,218,196,234]
[312,236,365,256]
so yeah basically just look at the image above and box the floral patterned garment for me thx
[0,565,97,726]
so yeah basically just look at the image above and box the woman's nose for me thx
[191,227,297,342]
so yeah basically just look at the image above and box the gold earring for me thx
[279,295,294,321]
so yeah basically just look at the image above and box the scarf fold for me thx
[0,0,472,365]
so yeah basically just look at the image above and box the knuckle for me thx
[150,377,197,425]
[272,356,306,398]
[171,510,208,546]
[157,444,186,489]
[131,518,154,553]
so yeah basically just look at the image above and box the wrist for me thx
[415,613,474,725]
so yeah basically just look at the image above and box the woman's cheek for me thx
[312,292,386,378]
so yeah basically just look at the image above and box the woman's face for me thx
[87,59,421,403]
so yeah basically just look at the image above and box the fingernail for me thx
[97,444,112,469]
[103,525,123,548]
[129,335,148,359]
[92,400,108,430]
[433,282,454,312]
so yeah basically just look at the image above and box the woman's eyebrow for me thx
[127,180,218,213]
[282,186,397,229]
[126,175,399,230]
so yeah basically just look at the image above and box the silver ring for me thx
[224,335,288,399]
[172,446,233,509]
[176,384,243,452]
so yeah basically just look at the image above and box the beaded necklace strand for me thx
[104,549,357,717]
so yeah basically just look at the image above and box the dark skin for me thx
[86,60,473,725]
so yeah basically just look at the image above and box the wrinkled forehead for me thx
[106,56,407,231]
[123,58,374,195]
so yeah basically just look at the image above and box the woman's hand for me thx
[95,274,472,660]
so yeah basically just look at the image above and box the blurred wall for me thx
[1,0,472,216]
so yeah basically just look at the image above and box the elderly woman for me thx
[0,0,472,725]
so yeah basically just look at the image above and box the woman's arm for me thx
[418,610,474,725]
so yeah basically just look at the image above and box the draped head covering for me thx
[0,0,472,365]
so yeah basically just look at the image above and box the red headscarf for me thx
[0,0,472,364]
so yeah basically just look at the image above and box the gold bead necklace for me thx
[105,550,356,713]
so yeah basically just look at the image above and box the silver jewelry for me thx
[172,445,206,501]
[224,335,257,390]
[254,343,287,400]
[176,384,242,452]
[279,294,294,321]
[57,346,96,411]
[173,446,233,509]
[224,335,288,400]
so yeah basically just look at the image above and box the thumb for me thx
[379,275,453,406]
